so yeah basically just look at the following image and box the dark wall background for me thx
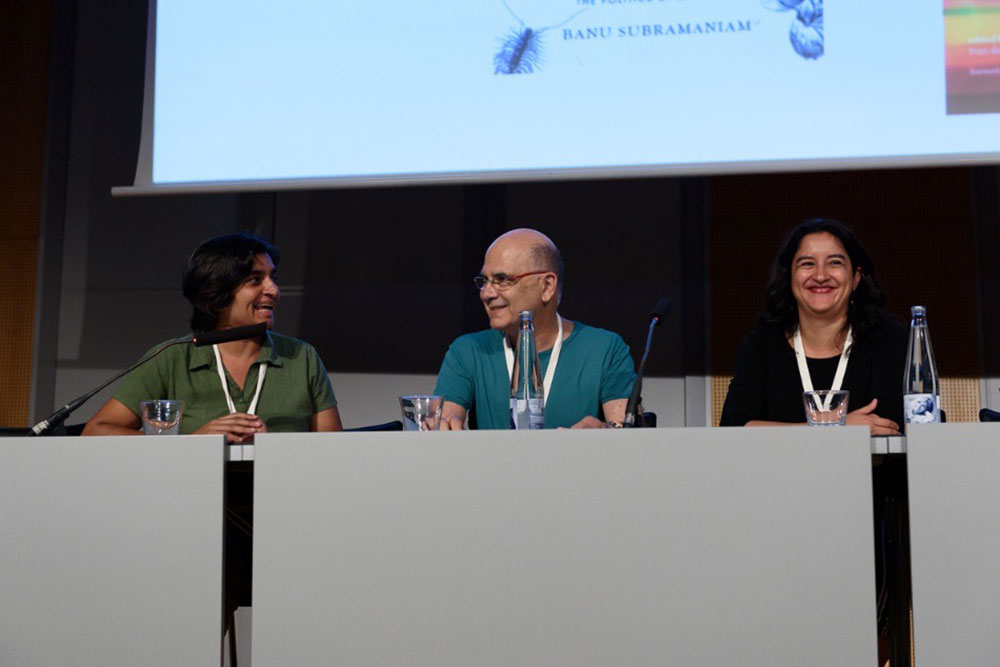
[22,0,1000,422]
[708,168,983,378]
[289,178,695,375]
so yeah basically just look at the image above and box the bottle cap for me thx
[911,305,926,317]
[519,310,534,321]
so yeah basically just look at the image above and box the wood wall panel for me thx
[1,0,51,427]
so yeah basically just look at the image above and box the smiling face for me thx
[217,253,280,329]
[790,232,861,321]
[478,235,555,335]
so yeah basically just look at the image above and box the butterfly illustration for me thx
[763,0,824,59]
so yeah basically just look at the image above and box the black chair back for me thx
[344,421,404,432]
[0,424,86,437]
[980,408,1000,422]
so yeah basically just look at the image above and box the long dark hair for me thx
[182,232,280,332]
[762,218,886,337]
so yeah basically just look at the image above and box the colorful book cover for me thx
[945,0,1000,114]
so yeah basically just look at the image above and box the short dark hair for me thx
[529,242,565,298]
[182,232,280,332]
[762,218,886,337]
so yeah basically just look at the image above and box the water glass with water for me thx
[399,395,443,431]
[802,390,849,426]
[140,400,184,435]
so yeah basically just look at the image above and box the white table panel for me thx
[231,434,907,461]
[0,435,225,667]
[908,422,1000,667]
[253,427,878,667]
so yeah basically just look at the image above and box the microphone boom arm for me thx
[623,317,658,428]
[28,322,267,436]
[29,336,191,436]
[623,297,670,429]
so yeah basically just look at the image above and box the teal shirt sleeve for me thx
[433,339,475,409]
[600,333,636,404]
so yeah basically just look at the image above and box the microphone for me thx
[649,297,671,324]
[623,297,671,428]
[29,323,267,436]
[192,323,267,347]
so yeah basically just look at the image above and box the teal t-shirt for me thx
[113,331,336,434]
[433,321,635,429]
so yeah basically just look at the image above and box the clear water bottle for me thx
[903,305,941,424]
[510,310,545,430]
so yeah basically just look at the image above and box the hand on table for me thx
[558,416,622,429]
[568,416,614,429]
[846,399,900,436]
[193,413,266,443]
[438,415,466,431]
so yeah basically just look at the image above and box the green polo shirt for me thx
[113,331,336,434]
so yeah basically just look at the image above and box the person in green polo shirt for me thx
[434,228,636,430]
[83,232,341,440]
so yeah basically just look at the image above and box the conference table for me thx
[1,424,997,666]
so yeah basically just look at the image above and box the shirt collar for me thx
[259,330,283,367]
[187,329,283,370]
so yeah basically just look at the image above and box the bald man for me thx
[434,229,636,430]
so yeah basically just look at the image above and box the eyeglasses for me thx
[473,270,550,291]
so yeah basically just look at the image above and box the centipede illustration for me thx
[763,0,824,59]
[494,1,589,75]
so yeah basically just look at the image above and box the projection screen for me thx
[114,0,1000,195]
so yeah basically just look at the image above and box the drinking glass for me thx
[140,400,184,435]
[399,395,443,431]
[802,390,849,426]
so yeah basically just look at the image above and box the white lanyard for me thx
[793,325,852,411]
[504,314,562,408]
[212,344,267,415]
